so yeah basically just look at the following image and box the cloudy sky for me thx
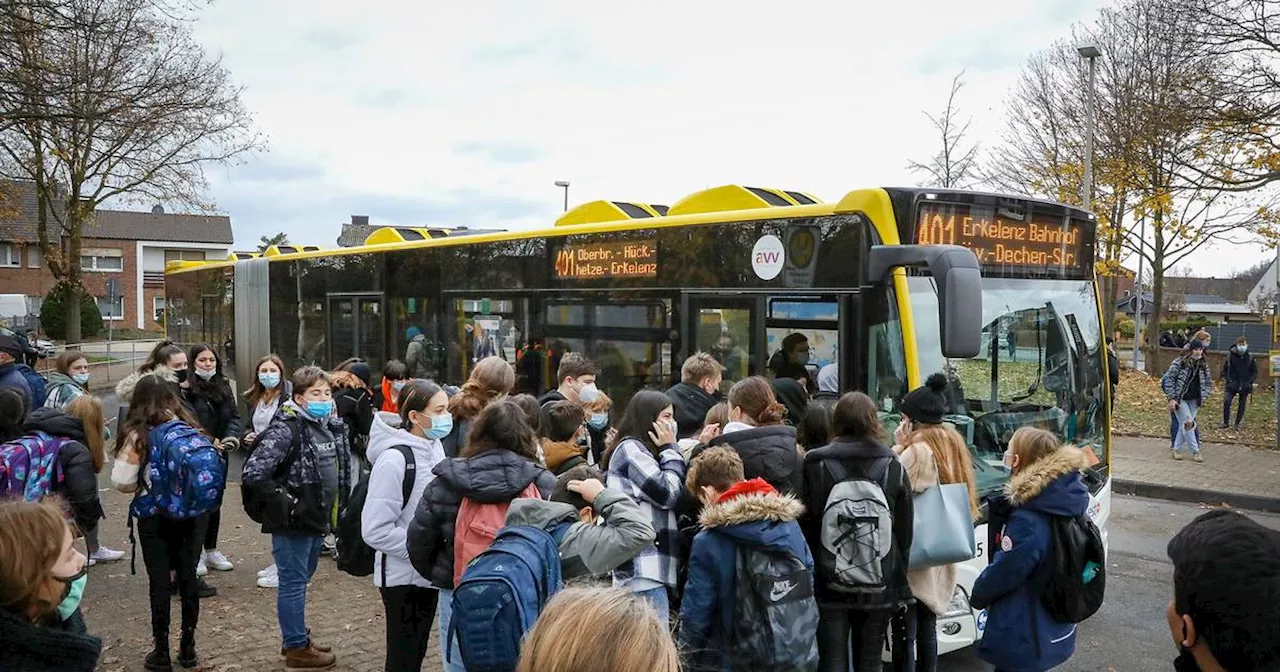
[190,0,1273,278]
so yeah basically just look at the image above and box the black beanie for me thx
[900,373,949,424]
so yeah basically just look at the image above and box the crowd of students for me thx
[3,337,1280,671]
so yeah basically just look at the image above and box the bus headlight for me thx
[944,586,972,618]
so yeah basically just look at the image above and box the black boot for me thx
[178,628,197,669]
[196,577,217,599]
[144,638,173,672]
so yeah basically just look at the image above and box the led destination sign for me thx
[553,239,658,280]
[915,202,1089,270]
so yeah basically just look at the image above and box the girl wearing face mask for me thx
[183,344,241,578]
[377,360,411,413]
[116,341,187,412]
[1161,339,1212,463]
[600,390,686,628]
[45,350,94,409]
[243,354,290,587]
[0,499,101,672]
[971,427,1089,672]
[581,391,614,465]
[362,380,449,672]
[695,375,803,496]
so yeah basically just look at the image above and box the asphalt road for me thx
[939,495,1280,671]
[98,392,1280,671]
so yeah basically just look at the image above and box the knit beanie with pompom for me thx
[899,373,950,424]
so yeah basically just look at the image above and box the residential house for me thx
[1116,291,1259,323]
[337,214,376,247]
[0,181,233,333]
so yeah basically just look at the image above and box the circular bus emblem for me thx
[788,228,816,268]
[752,235,785,280]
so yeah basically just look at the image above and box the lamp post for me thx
[554,180,570,212]
[1077,45,1101,211]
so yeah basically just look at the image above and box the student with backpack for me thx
[0,332,46,408]
[360,380,449,672]
[891,375,980,672]
[440,355,515,458]
[801,392,914,672]
[406,399,555,672]
[17,397,123,566]
[971,427,1091,672]
[679,446,818,672]
[110,372,226,672]
[182,344,241,579]
[242,366,348,670]
[505,464,656,580]
[602,389,687,627]
[693,376,803,496]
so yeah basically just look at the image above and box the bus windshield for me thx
[907,276,1108,495]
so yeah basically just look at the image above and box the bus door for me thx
[764,296,842,388]
[540,293,676,407]
[327,293,385,373]
[685,295,763,393]
[445,294,531,386]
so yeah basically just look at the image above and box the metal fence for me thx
[34,338,162,389]
[1202,324,1273,352]
[0,314,40,333]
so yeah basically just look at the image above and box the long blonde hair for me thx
[1008,427,1062,473]
[64,394,105,473]
[908,423,979,519]
[448,356,515,422]
[516,586,680,672]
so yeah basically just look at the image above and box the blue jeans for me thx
[437,588,466,672]
[272,534,323,650]
[635,585,670,629]
[1170,411,1201,448]
[1173,401,1201,457]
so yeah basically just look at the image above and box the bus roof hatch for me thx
[666,185,822,216]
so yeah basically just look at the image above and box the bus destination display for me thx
[553,239,658,280]
[915,202,1088,270]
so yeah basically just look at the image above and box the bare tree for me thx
[906,71,979,189]
[258,232,290,251]
[0,0,262,341]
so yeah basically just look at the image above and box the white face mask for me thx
[578,382,600,404]
[194,368,216,381]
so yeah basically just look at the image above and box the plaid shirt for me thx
[606,438,687,588]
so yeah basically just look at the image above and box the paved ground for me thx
[1112,435,1280,509]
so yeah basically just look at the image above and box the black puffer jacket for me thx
[665,381,718,439]
[183,377,242,444]
[697,424,803,495]
[406,449,555,589]
[0,607,101,672]
[22,408,102,532]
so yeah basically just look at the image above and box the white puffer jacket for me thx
[361,411,445,588]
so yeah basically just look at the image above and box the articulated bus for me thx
[164,185,1111,653]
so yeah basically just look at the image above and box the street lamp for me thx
[1077,44,1101,212]
[554,180,570,212]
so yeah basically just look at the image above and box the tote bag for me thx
[908,482,976,570]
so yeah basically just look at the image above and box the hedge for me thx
[40,282,103,341]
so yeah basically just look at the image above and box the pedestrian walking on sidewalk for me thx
[1219,337,1257,432]
[1161,340,1212,463]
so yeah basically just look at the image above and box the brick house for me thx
[0,181,233,333]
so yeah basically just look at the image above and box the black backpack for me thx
[336,445,416,578]
[1037,514,1106,623]
[727,544,820,671]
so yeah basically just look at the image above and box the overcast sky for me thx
[189,0,1275,279]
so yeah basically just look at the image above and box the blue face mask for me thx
[258,372,280,388]
[305,400,333,418]
[425,413,453,440]
[587,413,609,430]
[392,380,408,392]
[55,567,87,621]
[71,372,90,386]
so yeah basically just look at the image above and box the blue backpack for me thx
[130,419,226,521]
[449,524,570,672]
[16,364,47,408]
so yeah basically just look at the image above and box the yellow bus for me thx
[165,184,1111,653]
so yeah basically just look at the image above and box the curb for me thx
[1113,479,1280,514]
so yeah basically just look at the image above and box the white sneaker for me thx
[257,563,278,579]
[257,573,279,588]
[90,547,125,563]
[196,557,208,577]
[204,550,234,571]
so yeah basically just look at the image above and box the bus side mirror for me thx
[868,244,983,359]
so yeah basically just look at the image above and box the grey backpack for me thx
[728,544,820,671]
[819,459,897,594]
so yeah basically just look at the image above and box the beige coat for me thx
[895,441,962,615]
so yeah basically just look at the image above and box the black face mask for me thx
[1174,648,1201,672]
[174,369,188,384]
